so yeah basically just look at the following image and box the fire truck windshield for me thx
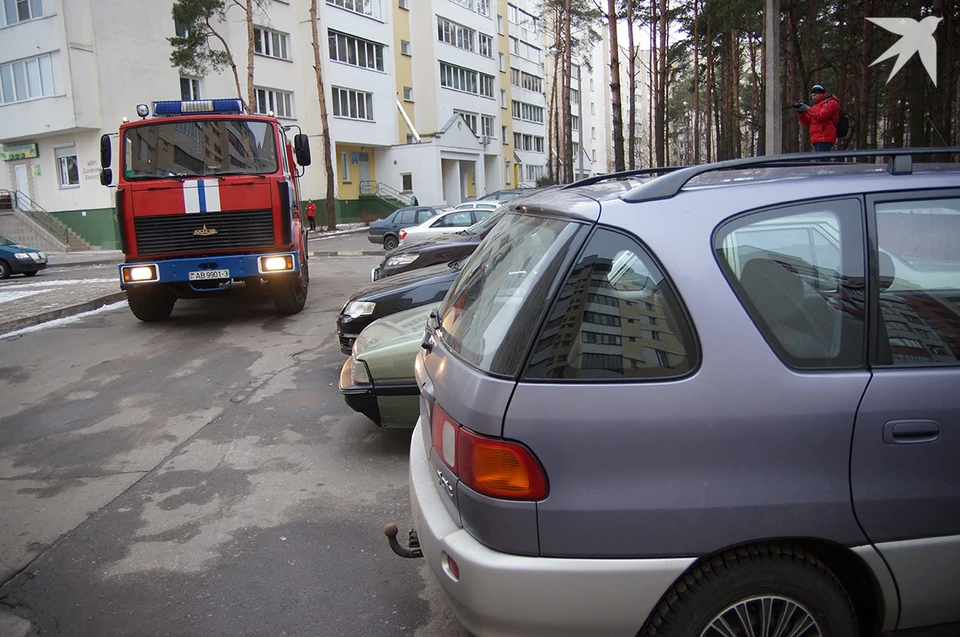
[122,120,279,180]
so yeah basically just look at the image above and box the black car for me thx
[371,205,506,281]
[338,260,462,354]
[0,234,48,279]
[367,206,448,251]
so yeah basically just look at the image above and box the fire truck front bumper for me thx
[119,252,301,290]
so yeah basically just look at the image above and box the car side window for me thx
[715,199,865,369]
[398,210,415,224]
[475,210,492,222]
[417,209,434,223]
[524,228,697,380]
[437,211,473,227]
[875,197,960,366]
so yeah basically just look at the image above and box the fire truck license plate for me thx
[189,269,230,281]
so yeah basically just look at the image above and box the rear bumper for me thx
[408,420,695,637]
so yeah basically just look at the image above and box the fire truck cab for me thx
[100,98,312,322]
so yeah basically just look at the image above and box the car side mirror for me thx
[294,134,311,166]
[100,134,112,169]
[100,168,113,186]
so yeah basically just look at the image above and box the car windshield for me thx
[0,235,17,246]
[463,204,509,235]
[123,119,279,179]
[438,212,588,376]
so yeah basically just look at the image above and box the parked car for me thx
[339,304,434,428]
[337,259,462,355]
[452,201,501,213]
[399,207,496,247]
[367,206,449,251]
[477,188,531,202]
[372,204,507,281]
[397,149,960,637]
[0,234,47,279]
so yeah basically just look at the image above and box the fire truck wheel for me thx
[273,263,309,314]
[127,287,176,322]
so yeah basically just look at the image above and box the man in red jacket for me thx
[797,84,840,152]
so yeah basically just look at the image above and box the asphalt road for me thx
[0,245,467,637]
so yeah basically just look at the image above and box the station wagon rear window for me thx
[437,213,587,376]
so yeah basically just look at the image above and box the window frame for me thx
[254,26,291,60]
[54,144,79,189]
[253,87,294,118]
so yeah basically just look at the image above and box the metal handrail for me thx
[1,189,69,244]
[359,180,413,206]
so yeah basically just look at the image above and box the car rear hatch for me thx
[415,196,598,555]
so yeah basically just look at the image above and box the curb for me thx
[0,292,127,337]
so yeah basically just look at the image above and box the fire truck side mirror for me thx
[100,134,112,169]
[294,134,311,167]
[100,168,113,186]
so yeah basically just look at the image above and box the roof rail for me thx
[562,165,686,189]
[621,147,960,203]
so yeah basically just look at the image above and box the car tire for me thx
[127,287,176,322]
[383,235,398,251]
[642,543,857,637]
[22,271,38,277]
[273,262,309,314]
[0,260,9,280]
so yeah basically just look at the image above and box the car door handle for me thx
[882,420,941,444]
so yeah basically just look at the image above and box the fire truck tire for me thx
[273,263,309,314]
[127,287,176,322]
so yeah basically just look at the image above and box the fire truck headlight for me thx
[260,255,294,273]
[122,264,159,283]
[136,104,150,118]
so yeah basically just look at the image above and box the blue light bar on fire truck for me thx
[152,99,245,117]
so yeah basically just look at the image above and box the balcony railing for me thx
[359,181,414,206]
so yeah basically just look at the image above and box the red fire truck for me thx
[99,98,312,321]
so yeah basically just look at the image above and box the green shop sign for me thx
[1,143,39,161]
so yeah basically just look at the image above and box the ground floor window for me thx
[55,145,79,188]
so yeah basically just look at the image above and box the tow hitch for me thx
[384,523,423,558]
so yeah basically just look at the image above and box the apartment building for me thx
[0,0,606,248]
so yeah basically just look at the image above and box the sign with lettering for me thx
[1,143,39,161]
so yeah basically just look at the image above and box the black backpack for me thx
[832,97,850,138]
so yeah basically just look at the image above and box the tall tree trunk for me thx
[705,12,713,162]
[693,0,701,163]
[655,0,668,166]
[627,0,636,169]
[245,0,255,110]
[206,19,244,104]
[857,0,875,149]
[608,0,626,171]
[310,0,336,231]
[564,0,573,182]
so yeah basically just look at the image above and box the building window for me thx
[403,86,413,101]
[180,77,200,100]
[437,16,475,53]
[505,160,511,184]
[401,173,413,191]
[329,31,385,71]
[55,145,79,188]
[571,115,579,131]
[327,0,382,19]
[591,126,596,140]
[481,115,495,137]
[511,100,544,123]
[591,102,595,115]
[501,125,507,143]
[254,87,293,117]
[341,151,351,182]
[400,40,411,55]
[0,53,54,104]
[592,149,596,161]
[450,0,474,8]
[500,89,507,108]
[477,0,490,16]
[254,27,290,60]
[1,0,43,26]
[498,53,505,72]
[497,15,504,35]
[332,86,374,121]
[439,62,494,99]
[398,0,408,7]
[479,33,494,58]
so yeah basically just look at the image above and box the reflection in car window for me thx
[525,229,696,380]
[876,198,960,366]
[715,199,865,369]
[438,213,587,377]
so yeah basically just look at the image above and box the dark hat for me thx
[810,85,826,94]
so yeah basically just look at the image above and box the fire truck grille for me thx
[134,210,275,256]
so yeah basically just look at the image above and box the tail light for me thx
[431,402,548,501]
[399,229,407,241]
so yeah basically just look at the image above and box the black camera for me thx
[793,100,809,111]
